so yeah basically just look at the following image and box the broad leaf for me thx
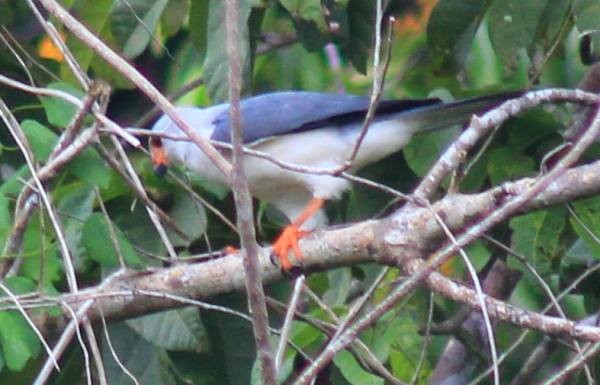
[165,191,207,247]
[510,207,566,274]
[427,0,492,71]
[126,307,209,352]
[323,267,351,307]
[487,147,535,185]
[61,0,113,83]
[0,311,40,371]
[189,0,210,61]
[111,0,169,58]
[104,322,175,385]
[20,120,57,161]
[82,213,143,267]
[39,82,85,128]
[161,0,190,37]
[20,220,61,285]
[280,0,328,51]
[333,350,384,385]
[488,0,564,71]
[403,124,459,177]
[54,183,96,263]
[68,147,112,189]
[202,0,253,101]
[344,0,373,74]
[571,197,600,261]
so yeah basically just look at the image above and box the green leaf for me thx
[20,218,61,285]
[0,311,41,371]
[0,166,29,198]
[186,169,230,200]
[104,322,175,385]
[530,0,572,52]
[388,316,431,382]
[112,200,166,261]
[82,213,143,267]
[39,83,85,128]
[427,0,492,71]
[202,0,253,101]
[126,307,209,352]
[323,268,351,307]
[487,147,535,185]
[49,183,96,270]
[161,0,190,37]
[166,191,207,247]
[111,0,169,59]
[61,0,113,83]
[403,125,459,177]
[189,0,210,61]
[488,0,559,70]
[279,0,325,27]
[570,197,600,261]
[343,0,373,74]
[333,350,384,385]
[462,19,504,88]
[3,276,36,295]
[20,120,57,162]
[166,351,223,385]
[510,207,566,274]
[290,320,324,350]
[201,294,256,384]
[68,147,112,189]
[280,0,328,51]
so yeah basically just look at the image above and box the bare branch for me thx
[224,0,276,383]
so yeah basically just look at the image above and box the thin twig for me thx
[431,209,500,385]
[224,0,276,383]
[275,275,305,372]
[0,73,140,147]
[338,3,392,173]
[99,307,140,385]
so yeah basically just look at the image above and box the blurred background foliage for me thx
[0,0,599,384]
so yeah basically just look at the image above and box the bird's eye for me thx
[149,136,163,148]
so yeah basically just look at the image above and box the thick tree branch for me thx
[28,159,600,342]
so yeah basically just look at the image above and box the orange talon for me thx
[271,198,324,270]
[272,225,309,270]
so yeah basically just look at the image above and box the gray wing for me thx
[209,91,442,144]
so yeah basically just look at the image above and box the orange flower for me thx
[38,33,65,62]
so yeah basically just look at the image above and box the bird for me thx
[148,90,519,270]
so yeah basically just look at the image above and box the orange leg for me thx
[271,198,325,270]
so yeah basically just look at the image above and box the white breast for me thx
[156,107,420,227]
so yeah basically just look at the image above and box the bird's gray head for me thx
[149,105,229,182]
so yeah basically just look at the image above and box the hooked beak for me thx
[149,136,168,177]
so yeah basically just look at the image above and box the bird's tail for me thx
[402,90,524,133]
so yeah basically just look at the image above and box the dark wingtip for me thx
[154,164,168,177]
